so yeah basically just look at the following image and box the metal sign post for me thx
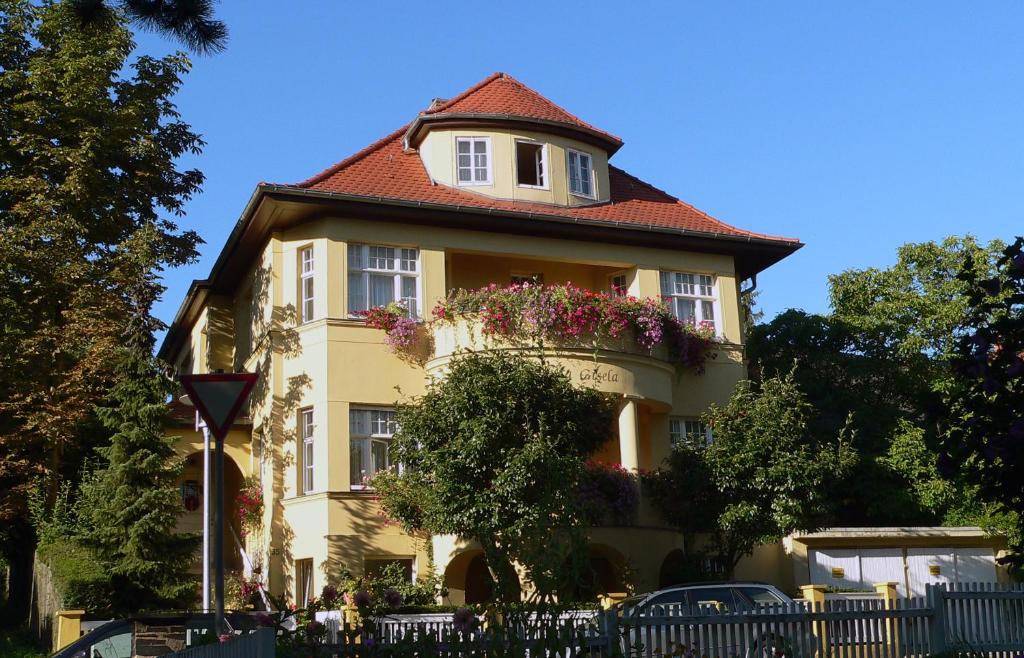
[180,373,258,636]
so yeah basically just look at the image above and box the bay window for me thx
[350,407,398,489]
[660,271,718,332]
[347,244,420,317]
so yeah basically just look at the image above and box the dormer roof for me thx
[402,72,624,155]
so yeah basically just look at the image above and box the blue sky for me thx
[136,1,1024,339]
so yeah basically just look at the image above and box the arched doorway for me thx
[443,550,494,605]
[659,549,688,588]
[560,545,627,602]
[177,451,245,573]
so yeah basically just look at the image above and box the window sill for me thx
[569,191,597,201]
[516,183,549,191]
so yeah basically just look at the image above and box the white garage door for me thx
[860,548,907,597]
[809,548,861,591]
[809,548,905,595]
[811,547,997,598]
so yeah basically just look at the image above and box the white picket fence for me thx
[160,583,1024,657]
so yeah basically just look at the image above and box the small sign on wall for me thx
[831,567,845,579]
[929,564,942,576]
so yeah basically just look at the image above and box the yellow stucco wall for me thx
[419,127,611,206]
[171,211,754,603]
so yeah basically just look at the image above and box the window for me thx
[300,408,315,494]
[670,417,712,445]
[364,558,415,583]
[515,141,546,188]
[456,137,491,185]
[296,558,313,608]
[350,408,398,488]
[510,272,544,286]
[660,271,718,331]
[609,273,628,298]
[348,244,420,317]
[568,149,594,197]
[300,246,314,323]
[689,587,738,613]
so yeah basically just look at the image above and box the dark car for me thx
[50,612,259,658]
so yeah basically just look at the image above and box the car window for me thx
[738,586,786,608]
[689,587,738,613]
[90,629,132,658]
[645,589,689,611]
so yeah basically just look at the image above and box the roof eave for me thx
[403,113,624,156]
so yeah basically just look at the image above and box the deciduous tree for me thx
[373,352,613,603]
[645,372,856,578]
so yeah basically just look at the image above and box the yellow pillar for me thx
[875,581,900,652]
[800,585,827,653]
[55,610,85,650]
[617,398,640,472]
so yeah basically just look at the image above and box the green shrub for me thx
[37,539,114,612]
[0,630,47,658]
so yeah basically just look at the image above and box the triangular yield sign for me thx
[180,373,258,440]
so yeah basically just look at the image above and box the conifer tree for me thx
[78,303,200,612]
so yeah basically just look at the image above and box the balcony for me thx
[427,317,676,408]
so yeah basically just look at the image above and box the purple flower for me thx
[306,620,326,635]
[452,606,475,633]
[383,588,402,609]
[353,589,372,608]
[321,584,338,601]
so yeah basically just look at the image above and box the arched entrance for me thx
[443,550,494,605]
[177,451,245,573]
[560,544,627,602]
[659,549,688,588]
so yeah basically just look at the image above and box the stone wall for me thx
[28,553,63,650]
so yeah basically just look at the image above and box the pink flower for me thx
[218,633,232,643]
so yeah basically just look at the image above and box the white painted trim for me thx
[567,147,596,199]
[514,139,549,190]
[454,135,493,187]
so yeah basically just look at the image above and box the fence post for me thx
[54,610,85,650]
[874,581,899,654]
[926,584,947,656]
[599,607,619,656]
[800,584,828,654]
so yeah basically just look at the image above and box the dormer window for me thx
[568,149,594,198]
[456,137,491,185]
[515,140,547,188]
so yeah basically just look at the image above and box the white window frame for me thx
[296,558,314,607]
[608,272,629,298]
[300,408,315,494]
[567,148,595,199]
[349,407,398,490]
[347,244,421,318]
[670,416,713,445]
[300,245,315,324]
[455,136,492,186]
[660,271,721,334]
[514,139,548,190]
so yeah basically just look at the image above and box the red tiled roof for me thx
[420,72,622,146]
[293,74,798,244]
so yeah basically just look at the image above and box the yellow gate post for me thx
[55,610,85,650]
[800,585,828,656]
[874,582,900,654]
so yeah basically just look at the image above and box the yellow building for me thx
[159,72,801,606]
